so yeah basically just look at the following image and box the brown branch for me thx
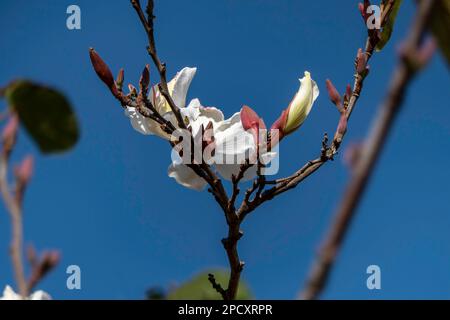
[208,273,227,300]
[129,0,242,299]
[130,0,186,130]
[0,152,27,297]
[301,0,436,300]
[235,0,398,221]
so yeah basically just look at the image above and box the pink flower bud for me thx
[89,48,117,94]
[16,155,33,184]
[270,110,288,141]
[116,68,124,90]
[326,79,342,110]
[356,48,368,74]
[128,84,137,97]
[2,114,19,143]
[241,105,261,131]
[241,105,266,146]
[139,64,150,95]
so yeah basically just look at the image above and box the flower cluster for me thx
[89,49,319,190]
[123,67,319,190]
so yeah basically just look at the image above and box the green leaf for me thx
[5,81,79,154]
[167,269,253,300]
[430,0,450,65]
[376,0,403,51]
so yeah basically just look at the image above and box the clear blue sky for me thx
[0,0,449,299]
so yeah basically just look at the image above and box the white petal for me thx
[284,71,319,134]
[214,113,256,163]
[200,107,224,123]
[168,162,207,191]
[212,112,258,180]
[182,99,224,137]
[169,67,197,109]
[29,290,51,300]
[124,107,152,135]
[125,106,169,139]
[0,285,22,300]
[181,98,202,124]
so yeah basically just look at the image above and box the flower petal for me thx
[124,107,168,139]
[29,290,51,300]
[170,67,197,109]
[0,285,22,300]
[284,71,319,134]
[168,162,207,191]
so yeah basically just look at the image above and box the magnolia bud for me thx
[89,48,117,95]
[241,105,265,146]
[325,79,342,111]
[139,64,150,95]
[241,105,261,131]
[128,84,137,98]
[2,114,19,144]
[116,68,124,91]
[16,155,33,185]
[279,71,319,136]
[356,48,367,74]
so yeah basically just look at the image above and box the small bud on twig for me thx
[139,64,150,96]
[14,155,34,205]
[115,68,124,92]
[2,114,19,158]
[27,250,60,292]
[325,79,343,112]
[356,48,368,75]
[343,84,353,108]
[89,48,118,96]
[15,155,33,185]
[128,84,138,98]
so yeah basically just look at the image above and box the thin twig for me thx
[0,153,27,297]
[235,0,398,221]
[301,0,436,300]
[208,273,227,300]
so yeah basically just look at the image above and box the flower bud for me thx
[277,71,319,136]
[128,84,137,98]
[15,155,33,185]
[116,68,124,91]
[356,48,367,74]
[89,48,117,95]
[241,105,261,131]
[240,105,265,146]
[139,64,150,95]
[325,79,342,111]
[2,114,19,153]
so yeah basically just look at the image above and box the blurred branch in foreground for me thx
[301,0,437,300]
[0,81,79,299]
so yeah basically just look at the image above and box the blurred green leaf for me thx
[430,0,450,65]
[167,269,253,300]
[376,0,403,51]
[4,81,79,154]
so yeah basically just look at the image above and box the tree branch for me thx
[0,152,27,297]
[301,0,436,300]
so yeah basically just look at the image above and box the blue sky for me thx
[0,0,449,299]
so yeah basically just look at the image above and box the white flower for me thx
[124,67,197,138]
[272,71,319,138]
[0,285,51,300]
[168,102,276,190]
[283,71,319,134]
